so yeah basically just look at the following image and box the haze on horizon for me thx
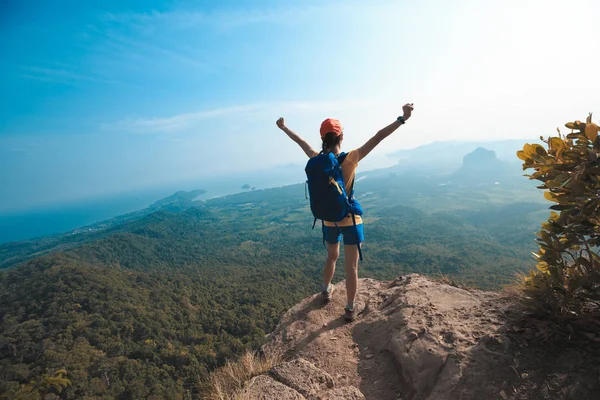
[1,0,598,212]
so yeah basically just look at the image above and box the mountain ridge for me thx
[0,148,553,399]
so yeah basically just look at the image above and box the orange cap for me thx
[320,118,343,137]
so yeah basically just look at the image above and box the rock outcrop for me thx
[452,147,512,183]
[240,274,599,400]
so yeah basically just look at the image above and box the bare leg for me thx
[324,242,340,286]
[343,244,360,306]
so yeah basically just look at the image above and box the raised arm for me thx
[276,117,317,158]
[358,103,414,161]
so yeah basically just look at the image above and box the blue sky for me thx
[1,0,598,212]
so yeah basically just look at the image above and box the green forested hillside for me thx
[0,190,207,269]
[0,253,314,399]
[0,168,547,399]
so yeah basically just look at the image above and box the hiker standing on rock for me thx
[276,103,414,322]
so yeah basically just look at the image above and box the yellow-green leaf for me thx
[535,146,548,157]
[565,121,582,130]
[585,123,599,141]
[541,221,552,231]
[566,133,579,140]
[524,143,547,157]
[544,191,560,202]
[537,230,552,244]
[549,137,565,150]
[536,261,550,273]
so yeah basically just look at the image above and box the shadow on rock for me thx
[449,307,600,400]
[352,317,416,400]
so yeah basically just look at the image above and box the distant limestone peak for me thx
[462,147,499,166]
[453,147,510,182]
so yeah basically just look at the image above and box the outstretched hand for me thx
[402,103,414,120]
[276,117,286,130]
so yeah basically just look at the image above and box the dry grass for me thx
[500,273,529,300]
[199,350,282,400]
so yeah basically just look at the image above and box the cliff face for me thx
[242,275,600,400]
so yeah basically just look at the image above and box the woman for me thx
[276,103,414,321]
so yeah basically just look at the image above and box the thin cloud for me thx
[85,2,371,77]
[105,100,374,134]
[104,104,264,134]
[101,1,367,33]
[104,8,288,31]
[101,31,206,69]
[20,66,118,85]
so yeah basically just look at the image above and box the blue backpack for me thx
[305,151,363,259]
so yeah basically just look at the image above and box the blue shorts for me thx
[323,224,364,245]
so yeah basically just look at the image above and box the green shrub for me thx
[518,113,600,315]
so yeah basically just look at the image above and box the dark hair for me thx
[322,132,341,152]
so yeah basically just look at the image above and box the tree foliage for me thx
[518,113,600,315]
[0,171,545,398]
[1,370,71,400]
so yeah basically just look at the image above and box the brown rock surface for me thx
[259,274,600,400]
[241,375,306,400]
[269,358,335,399]
[321,386,365,399]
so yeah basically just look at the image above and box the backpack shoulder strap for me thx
[336,152,356,197]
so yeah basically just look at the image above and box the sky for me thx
[1,0,599,212]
